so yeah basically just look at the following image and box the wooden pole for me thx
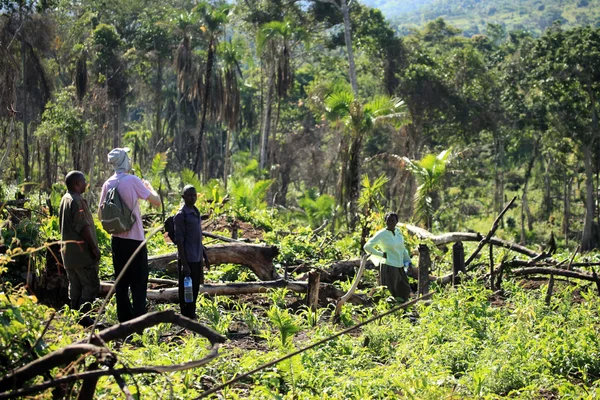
[306,270,321,310]
[545,274,555,306]
[418,244,430,296]
[489,243,495,291]
[452,241,464,287]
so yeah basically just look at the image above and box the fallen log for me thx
[99,280,369,305]
[401,224,542,259]
[149,243,280,281]
[511,267,598,282]
[295,259,377,283]
[0,310,225,397]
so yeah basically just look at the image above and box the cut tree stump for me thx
[149,243,280,281]
[99,280,369,305]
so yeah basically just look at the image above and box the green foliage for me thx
[403,148,452,229]
[297,188,337,229]
[228,177,274,212]
[266,305,302,348]
[36,87,90,143]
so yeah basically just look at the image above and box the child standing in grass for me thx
[174,185,209,319]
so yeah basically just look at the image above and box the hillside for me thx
[360,0,600,36]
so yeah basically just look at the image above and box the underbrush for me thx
[3,278,600,399]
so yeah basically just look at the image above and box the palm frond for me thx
[324,90,354,118]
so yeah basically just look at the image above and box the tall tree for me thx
[529,24,600,251]
[90,23,127,148]
[192,1,229,180]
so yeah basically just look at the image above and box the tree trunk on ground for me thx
[148,243,280,280]
[340,0,358,96]
[99,280,369,305]
[582,144,596,251]
[401,224,542,259]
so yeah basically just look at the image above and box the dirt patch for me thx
[203,215,266,241]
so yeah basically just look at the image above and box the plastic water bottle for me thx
[184,276,193,303]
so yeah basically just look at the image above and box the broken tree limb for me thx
[334,256,367,319]
[202,231,248,243]
[99,280,369,305]
[401,225,541,259]
[0,347,220,400]
[295,259,377,283]
[507,266,599,282]
[465,196,517,269]
[0,311,225,398]
[148,243,280,281]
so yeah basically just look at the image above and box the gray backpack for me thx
[99,176,135,234]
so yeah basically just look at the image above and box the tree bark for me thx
[452,241,465,286]
[306,271,321,310]
[418,244,430,296]
[148,243,280,280]
[260,61,274,170]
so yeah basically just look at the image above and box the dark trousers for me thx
[178,260,203,319]
[112,237,149,323]
[380,264,412,302]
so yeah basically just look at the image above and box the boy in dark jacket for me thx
[174,185,208,319]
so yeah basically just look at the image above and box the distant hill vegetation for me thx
[359,0,600,36]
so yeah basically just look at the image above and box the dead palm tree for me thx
[256,20,300,171]
[218,41,242,190]
[191,1,229,181]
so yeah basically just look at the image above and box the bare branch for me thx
[0,346,219,400]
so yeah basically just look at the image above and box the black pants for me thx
[178,260,204,319]
[112,237,149,323]
[380,264,412,302]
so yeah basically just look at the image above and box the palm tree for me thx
[325,89,408,228]
[256,20,299,171]
[218,41,242,190]
[174,11,197,165]
[192,1,229,180]
[402,148,452,230]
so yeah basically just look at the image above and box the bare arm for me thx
[142,180,161,208]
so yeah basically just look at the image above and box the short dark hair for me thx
[183,184,196,195]
[65,171,85,189]
[384,211,398,221]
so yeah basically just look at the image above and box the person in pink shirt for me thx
[99,148,161,322]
